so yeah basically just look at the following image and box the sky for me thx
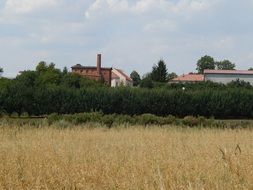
[0,0,253,78]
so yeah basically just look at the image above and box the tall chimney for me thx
[97,54,101,75]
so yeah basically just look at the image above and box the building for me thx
[170,73,204,83]
[111,68,133,87]
[204,70,253,85]
[71,54,112,86]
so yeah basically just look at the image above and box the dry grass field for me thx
[0,125,252,190]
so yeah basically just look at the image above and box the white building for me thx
[204,70,253,85]
[111,68,133,87]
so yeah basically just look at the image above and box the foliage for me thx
[1,61,253,119]
[215,60,235,70]
[182,116,199,127]
[130,70,141,86]
[227,79,252,89]
[196,55,216,74]
[151,60,168,82]
[1,112,253,129]
[167,72,178,81]
[140,75,154,88]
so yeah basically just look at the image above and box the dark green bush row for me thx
[1,86,253,118]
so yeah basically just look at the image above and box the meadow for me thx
[0,125,252,190]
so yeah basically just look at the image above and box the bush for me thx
[48,113,62,125]
[136,114,160,126]
[161,115,177,125]
[182,116,199,127]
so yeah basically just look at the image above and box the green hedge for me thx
[1,85,253,118]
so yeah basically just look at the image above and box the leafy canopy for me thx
[196,55,215,74]
[130,70,141,86]
[215,60,235,70]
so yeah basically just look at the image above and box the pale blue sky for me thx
[0,0,253,77]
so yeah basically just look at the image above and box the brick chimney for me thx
[97,54,101,75]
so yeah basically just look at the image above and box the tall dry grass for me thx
[0,126,252,189]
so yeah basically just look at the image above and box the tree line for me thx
[0,61,253,118]
[0,56,253,118]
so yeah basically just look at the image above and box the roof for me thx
[112,72,120,79]
[204,70,253,75]
[71,64,112,70]
[172,73,204,82]
[113,69,132,81]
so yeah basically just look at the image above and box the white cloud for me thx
[144,19,178,32]
[85,0,129,19]
[85,0,221,19]
[3,0,58,15]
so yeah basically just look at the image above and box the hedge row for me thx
[47,113,252,128]
[1,113,251,129]
[1,86,253,118]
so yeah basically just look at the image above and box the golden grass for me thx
[0,126,252,190]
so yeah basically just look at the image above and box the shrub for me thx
[113,114,135,125]
[48,113,62,125]
[162,115,177,125]
[136,114,160,126]
[11,112,19,117]
[101,114,115,128]
[182,116,199,127]
[20,112,29,118]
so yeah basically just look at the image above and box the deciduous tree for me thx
[0,67,3,76]
[130,70,141,86]
[167,72,178,81]
[196,55,215,74]
[216,60,235,70]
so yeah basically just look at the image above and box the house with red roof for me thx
[170,73,204,83]
[71,54,112,86]
[204,70,253,85]
[111,68,133,87]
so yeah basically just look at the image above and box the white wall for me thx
[111,69,133,87]
[111,79,120,87]
[205,74,253,85]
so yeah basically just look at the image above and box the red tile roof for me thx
[204,70,253,75]
[172,74,204,82]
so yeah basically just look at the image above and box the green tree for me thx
[216,60,235,70]
[151,60,168,82]
[140,73,154,88]
[0,67,3,77]
[35,61,62,86]
[248,68,253,71]
[36,61,47,73]
[63,67,68,75]
[196,55,215,74]
[130,70,141,86]
[16,71,37,87]
[167,72,178,81]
